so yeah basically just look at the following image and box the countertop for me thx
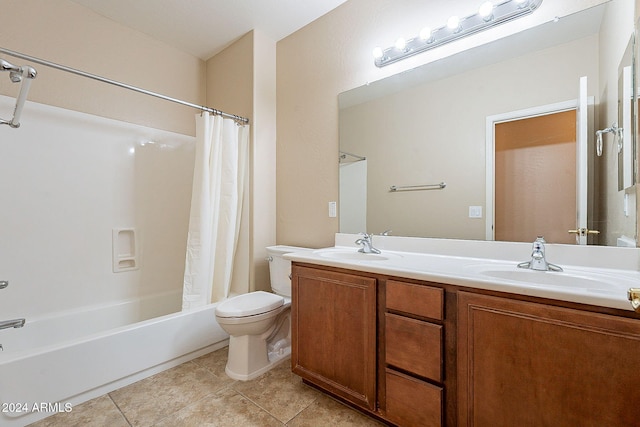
[285,244,640,312]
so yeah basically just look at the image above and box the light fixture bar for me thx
[374,0,543,67]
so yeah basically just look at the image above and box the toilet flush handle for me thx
[265,256,273,262]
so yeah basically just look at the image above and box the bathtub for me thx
[0,291,228,426]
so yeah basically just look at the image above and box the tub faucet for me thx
[355,233,381,254]
[0,318,25,330]
[518,237,563,272]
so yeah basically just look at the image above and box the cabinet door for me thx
[458,291,640,427]
[291,265,377,410]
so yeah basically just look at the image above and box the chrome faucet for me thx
[0,318,25,330]
[518,237,563,272]
[355,233,381,254]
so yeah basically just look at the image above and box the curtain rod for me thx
[0,47,249,125]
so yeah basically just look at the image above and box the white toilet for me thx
[214,245,310,381]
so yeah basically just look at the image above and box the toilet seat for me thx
[216,291,284,318]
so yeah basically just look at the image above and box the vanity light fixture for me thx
[373,0,543,67]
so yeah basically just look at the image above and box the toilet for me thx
[214,245,310,381]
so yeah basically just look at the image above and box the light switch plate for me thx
[469,206,483,218]
[329,201,337,218]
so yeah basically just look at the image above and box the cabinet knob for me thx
[628,288,640,313]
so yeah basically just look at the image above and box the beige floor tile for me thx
[191,347,236,385]
[287,393,384,427]
[154,387,283,427]
[109,360,226,427]
[232,359,321,423]
[27,348,384,427]
[28,395,129,427]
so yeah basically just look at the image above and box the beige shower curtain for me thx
[182,113,249,310]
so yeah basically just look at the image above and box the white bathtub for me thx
[0,291,228,426]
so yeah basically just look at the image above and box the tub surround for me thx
[285,233,640,312]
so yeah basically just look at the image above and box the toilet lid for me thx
[215,291,284,318]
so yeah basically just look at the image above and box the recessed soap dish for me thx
[112,228,139,273]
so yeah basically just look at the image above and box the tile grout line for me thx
[107,392,133,427]
[233,384,321,425]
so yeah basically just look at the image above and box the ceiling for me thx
[71,0,348,60]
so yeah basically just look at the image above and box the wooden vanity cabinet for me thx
[457,291,640,427]
[292,262,640,427]
[290,264,377,411]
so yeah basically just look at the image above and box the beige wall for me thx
[597,0,636,245]
[0,0,205,136]
[206,30,277,292]
[251,31,278,291]
[277,0,610,248]
[636,0,640,245]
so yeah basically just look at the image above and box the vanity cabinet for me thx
[290,265,377,410]
[291,262,640,427]
[457,291,640,427]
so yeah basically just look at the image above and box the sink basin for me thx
[314,248,399,261]
[464,263,631,291]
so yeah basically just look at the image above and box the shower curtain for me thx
[182,113,249,310]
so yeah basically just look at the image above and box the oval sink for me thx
[314,248,398,261]
[464,263,632,291]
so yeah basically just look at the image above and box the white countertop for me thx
[284,235,640,312]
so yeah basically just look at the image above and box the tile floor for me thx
[29,347,384,427]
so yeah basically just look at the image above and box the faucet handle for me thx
[532,236,546,250]
[358,232,372,240]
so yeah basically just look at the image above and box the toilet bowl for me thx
[214,245,310,381]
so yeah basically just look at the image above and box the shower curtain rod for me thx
[0,47,249,125]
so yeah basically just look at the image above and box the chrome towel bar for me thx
[389,182,446,192]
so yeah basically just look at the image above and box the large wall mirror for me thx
[339,0,637,247]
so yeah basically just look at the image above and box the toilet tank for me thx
[266,245,311,297]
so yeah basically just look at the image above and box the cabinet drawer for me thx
[385,313,442,381]
[385,368,442,427]
[386,280,443,320]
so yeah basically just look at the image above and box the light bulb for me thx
[372,46,384,59]
[479,1,494,19]
[395,37,407,51]
[419,27,433,42]
[447,16,461,32]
